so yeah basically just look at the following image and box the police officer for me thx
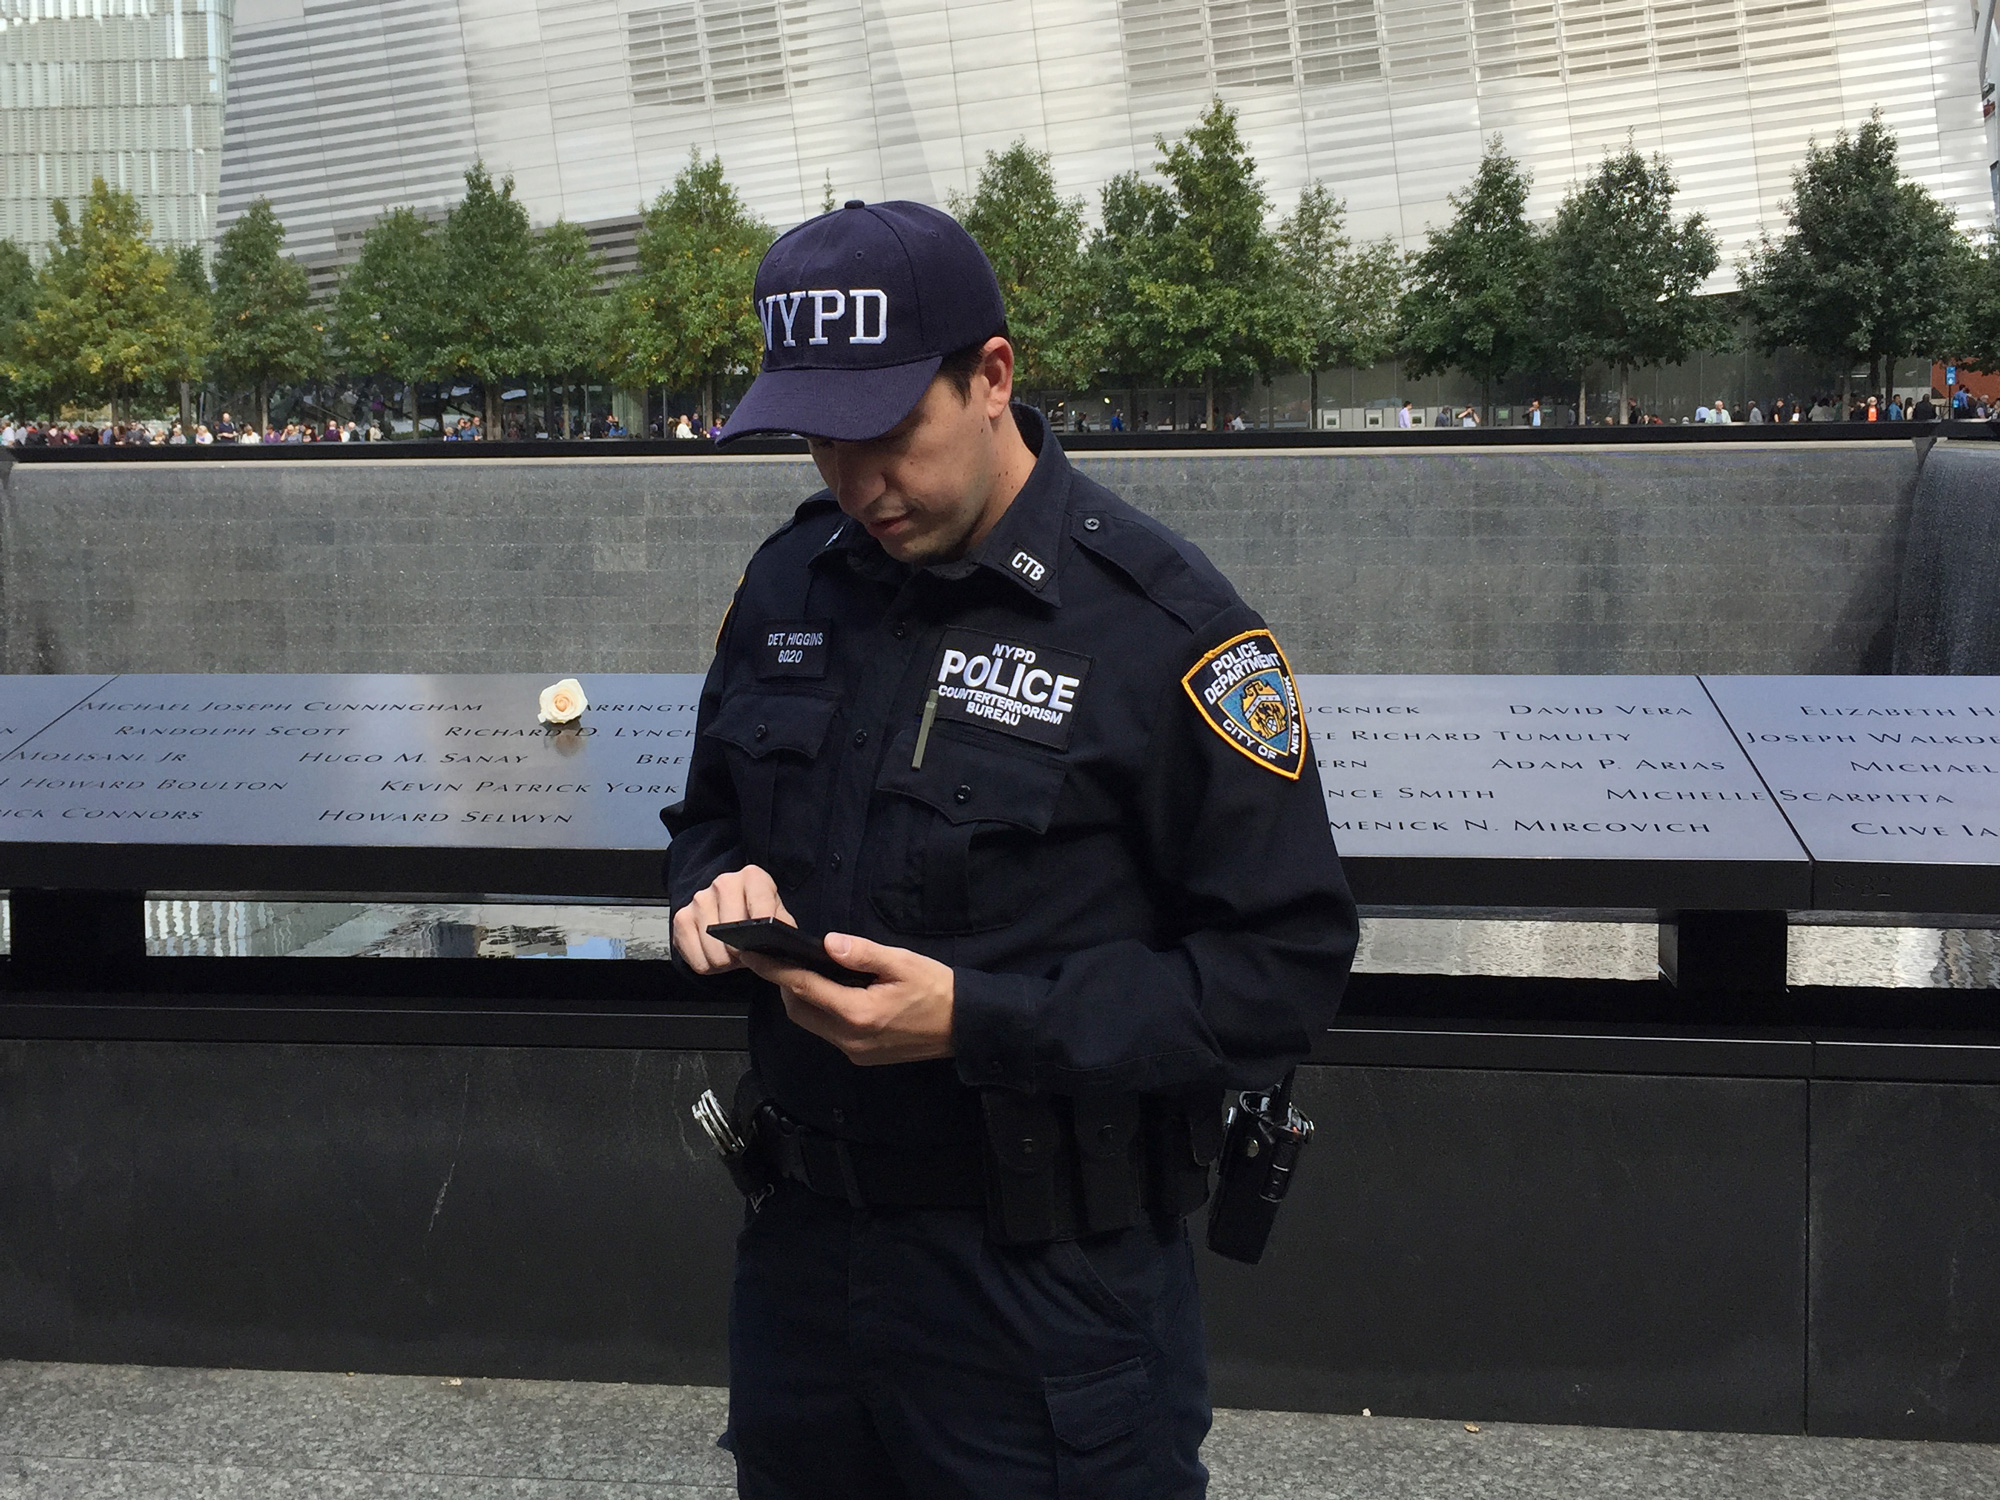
[665,200,1355,1499]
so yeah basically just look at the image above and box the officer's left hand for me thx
[736,933,955,1066]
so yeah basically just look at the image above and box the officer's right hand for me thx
[673,864,795,975]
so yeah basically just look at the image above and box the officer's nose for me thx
[822,444,888,516]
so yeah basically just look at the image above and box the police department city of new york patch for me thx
[1181,629,1305,779]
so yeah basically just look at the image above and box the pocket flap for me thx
[706,692,839,761]
[876,726,1066,830]
[1044,1357,1151,1451]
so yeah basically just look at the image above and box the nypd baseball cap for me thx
[717,199,1007,444]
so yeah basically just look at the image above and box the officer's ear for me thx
[973,337,1015,421]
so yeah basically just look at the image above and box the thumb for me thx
[824,931,891,975]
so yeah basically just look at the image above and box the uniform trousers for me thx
[726,1179,1211,1499]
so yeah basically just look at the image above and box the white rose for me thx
[537,678,588,725]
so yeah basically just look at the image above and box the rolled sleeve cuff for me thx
[951,967,1043,1092]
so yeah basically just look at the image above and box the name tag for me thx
[931,628,1092,750]
[756,620,831,678]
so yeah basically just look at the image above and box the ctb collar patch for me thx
[1182,629,1304,779]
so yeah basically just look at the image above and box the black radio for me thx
[1206,1072,1313,1265]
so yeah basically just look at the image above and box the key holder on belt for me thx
[1206,1069,1313,1265]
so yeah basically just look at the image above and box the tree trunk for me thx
[1871,355,1884,403]
[1204,373,1215,432]
[561,381,573,441]
[1618,366,1631,426]
[1309,369,1319,430]
[179,379,192,431]
[1482,374,1491,428]
[1578,373,1587,427]
[1840,368,1852,417]
[256,383,268,436]
[484,382,500,439]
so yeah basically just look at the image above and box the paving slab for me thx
[3,1361,1998,1499]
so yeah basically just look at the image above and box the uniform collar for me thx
[811,404,1072,605]
[936,404,1069,606]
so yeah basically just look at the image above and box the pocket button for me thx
[753,723,768,742]
[954,784,972,804]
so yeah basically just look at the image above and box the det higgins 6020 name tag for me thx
[931,629,1092,750]
[756,620,831,678]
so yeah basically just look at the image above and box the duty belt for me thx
[737,1071,1223,1243]
[752,1100,985,1211]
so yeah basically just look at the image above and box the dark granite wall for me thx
[0,441,1925,675]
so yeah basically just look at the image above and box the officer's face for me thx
[805,340,1022,567]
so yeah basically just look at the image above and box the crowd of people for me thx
[0,407,739,447]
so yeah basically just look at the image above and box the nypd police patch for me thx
[1181,629,1305,779]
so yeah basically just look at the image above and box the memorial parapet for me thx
[0,671,1832,912]
[0,674,701,897]
[1297,675,1809,908]
[1704,675,2000,912]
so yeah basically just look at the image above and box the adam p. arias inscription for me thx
[1704,675,2000,910]
[1294,674,1807,907]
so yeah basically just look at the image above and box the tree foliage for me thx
[1275,181,1403,375]
[1739,111,1971,397]
[332,206,444,429]
[1398,138,1544,404]
[1094,98,1287,424]
[1542,141,1724,421]
[211,197,321,429]
[0,238,41,413]
[7,180,207,417]
[1959,234,2000,376]
[435,164,545,429]
[951,141,1104,390]
[606,149,771,422]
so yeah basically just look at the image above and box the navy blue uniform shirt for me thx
[665,406,1356,1151]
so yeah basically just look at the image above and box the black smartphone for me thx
[704,917,875,987]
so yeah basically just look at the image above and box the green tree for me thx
[434,163,544,433]
[332,207,444,435]
[1274,182,1404,424]
[0,239,41,415]
[1959,234,2000,377]
[1094,98,1288,428]
[167,245,213,429]
[212,198,322,433]
[1397,137,1543,422]
[1740,111,1972,409]
[1543,141,1724,424]
[950,141,1104,391]
[532,218,606,437]
[606,149,771,426]
[7,180,203,420]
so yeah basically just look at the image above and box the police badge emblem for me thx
[1181,629,1305,779]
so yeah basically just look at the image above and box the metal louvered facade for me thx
[0,0,234,253]
[205,0,1992,285]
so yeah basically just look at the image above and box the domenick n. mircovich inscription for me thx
[1294,676,1804,897]
[1704,675,2000,910]
[0,675,702,893]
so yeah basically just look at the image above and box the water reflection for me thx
[113,900,2000,988]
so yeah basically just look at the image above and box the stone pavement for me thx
[3,1362,1998,1499]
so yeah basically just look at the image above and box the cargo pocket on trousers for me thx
[1044,1356,1159,1498]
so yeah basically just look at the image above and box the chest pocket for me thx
[704,691,840,889]
[870,725,1067,936]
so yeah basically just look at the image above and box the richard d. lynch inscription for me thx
[0,674,704,849]
[1293,675,1802,865]
[1705,676,2000,872]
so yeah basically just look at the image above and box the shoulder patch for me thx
[1181,629,1305,779]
